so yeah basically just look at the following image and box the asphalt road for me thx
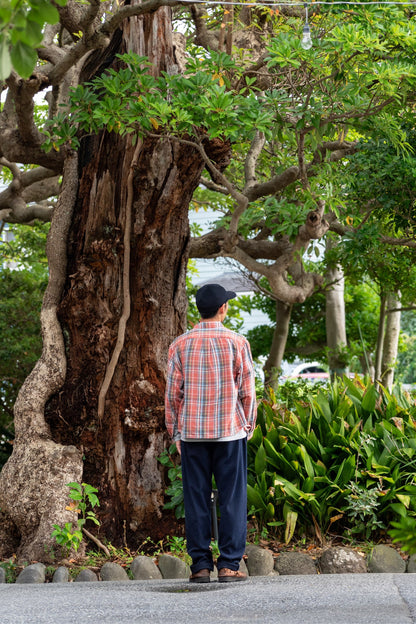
[1,574,415,624]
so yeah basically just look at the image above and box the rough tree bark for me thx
[44,13,212,547]
[0,154,84,561]
[263,300,292,392]
[0,6,230,561]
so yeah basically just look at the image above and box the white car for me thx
[286,362,329,382]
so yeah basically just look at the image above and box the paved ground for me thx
[0,574,415,623]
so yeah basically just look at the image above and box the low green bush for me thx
[248,376,416,543]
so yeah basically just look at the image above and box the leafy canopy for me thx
[0,0,67,80]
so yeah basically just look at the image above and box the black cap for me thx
[196,283,237,318]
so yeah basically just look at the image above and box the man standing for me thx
[165,283,257,583]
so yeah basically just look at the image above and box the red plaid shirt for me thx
[165,321,257,441]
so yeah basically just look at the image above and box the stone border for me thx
[0,544,414,584]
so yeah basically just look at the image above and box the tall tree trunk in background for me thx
[263,300,292,393]
[325,244,348,379]
[374,292,387,384]
[0,7,231,561]
[381,291,401,391]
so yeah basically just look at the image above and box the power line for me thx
[179,0,416,6]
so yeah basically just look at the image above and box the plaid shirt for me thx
[165,321,257,441]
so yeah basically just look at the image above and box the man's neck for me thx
[201,315,222,323]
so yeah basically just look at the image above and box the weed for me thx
[0,557,19,583]
[344,482,385,539]
[51,482,100,555]
[158,444,184,519]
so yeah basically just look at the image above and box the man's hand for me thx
[175,440,181,455]
[244,424,253,440]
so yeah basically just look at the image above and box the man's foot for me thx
[190,568,211,583]
[218,568,247,583]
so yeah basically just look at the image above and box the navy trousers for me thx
[181,438,247,574]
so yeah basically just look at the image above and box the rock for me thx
[275,551,317,575]
[130,556,162,580]
[368,545,406,573]
[0,566,6,583]
[407,554,416,573]
[245,544,274,576]
[74,569,99,582]
[158,554,190,579]
[239,558,249,576]
[16,563,46,584]
[320,548,367,574]
[52,566,70,583]
[100,562,129,581]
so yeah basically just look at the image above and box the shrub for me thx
[248,377,416,543]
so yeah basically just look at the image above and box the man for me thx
[165,283,257,583]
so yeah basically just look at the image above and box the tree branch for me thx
[244,130,265,193]
[199,176,229,195]
[0,164,60,224]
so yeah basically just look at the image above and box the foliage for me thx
[51,483,100,555]
[397,333,416,385]
[333,127,416,307]
[247,378,416,543]
[0,0,67,80]
[389,515,416,555]
[0,222,48,467]
[395,310,416,385]
[0,556,20,583]
[3,0,416,555]
[158,444,184,519]
[43,51,274,151]
[271,378,328,412]
[246,280,379,374]
[344,482,385,539]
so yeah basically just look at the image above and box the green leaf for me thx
[67,482,82,491]
[29,0,60,25]
[255,443,267,475]
[265,502,275,521]
[69,491,82,501]
[83,483,98,494]
[22,18,44,47]
[362,383,377,412]
[247,484,267,511]
[0,36,12,81]
[298,445,315,478]
[284,508,298,545]
[396,494,411,508]
[10,40,37,78]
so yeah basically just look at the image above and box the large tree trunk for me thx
[380,291,401,391]
[45,14,205,546]
[325,257,348,379]
[0,6,230,561]
[263,300,292,393]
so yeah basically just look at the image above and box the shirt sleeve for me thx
[165,344,183,441]
[238,339,257,433]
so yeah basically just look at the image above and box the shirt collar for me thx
[197,321,223,328]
